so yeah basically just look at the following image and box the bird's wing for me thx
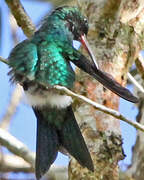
[64,47,138,103]
[9,40,75,88]
[8,39,38,82]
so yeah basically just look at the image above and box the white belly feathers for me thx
[25,91,73,109]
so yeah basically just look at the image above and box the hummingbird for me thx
[8,6,138,179]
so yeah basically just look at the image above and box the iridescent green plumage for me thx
[9,7,85,89]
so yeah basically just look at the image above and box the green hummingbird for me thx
[8,6,138,179]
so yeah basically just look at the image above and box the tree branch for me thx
[0,128,35,167]
[0,56,9,65]
[128,72,144,94]
[0,154,68,180]
[5,0,36,38]
[54,85,144,132]
[0,154,34,173]
[0,85,23,130]
[135,53,144,81]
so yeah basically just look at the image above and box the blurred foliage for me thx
[24,0,72,6]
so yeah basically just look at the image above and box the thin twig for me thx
[0,85,23,130]
[0,57,23,130]
[0,128,35,167]
[128,72,144,93]
[0,56,9,65]
[54,85,144,132]
[5,0,36,38]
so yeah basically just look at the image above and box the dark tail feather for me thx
[34,108,59,180]
[72,54,138,103]
[33,106,94,179]
[59,106,94,172]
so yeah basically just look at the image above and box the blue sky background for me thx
[0,0,138,179]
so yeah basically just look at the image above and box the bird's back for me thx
[9,38,75,89]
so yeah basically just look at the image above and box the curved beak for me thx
[80,34,98,68]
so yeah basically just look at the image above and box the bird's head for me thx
[52,6,97,67]
[52,6,89,41]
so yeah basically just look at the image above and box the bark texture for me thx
[68,0,144,179]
